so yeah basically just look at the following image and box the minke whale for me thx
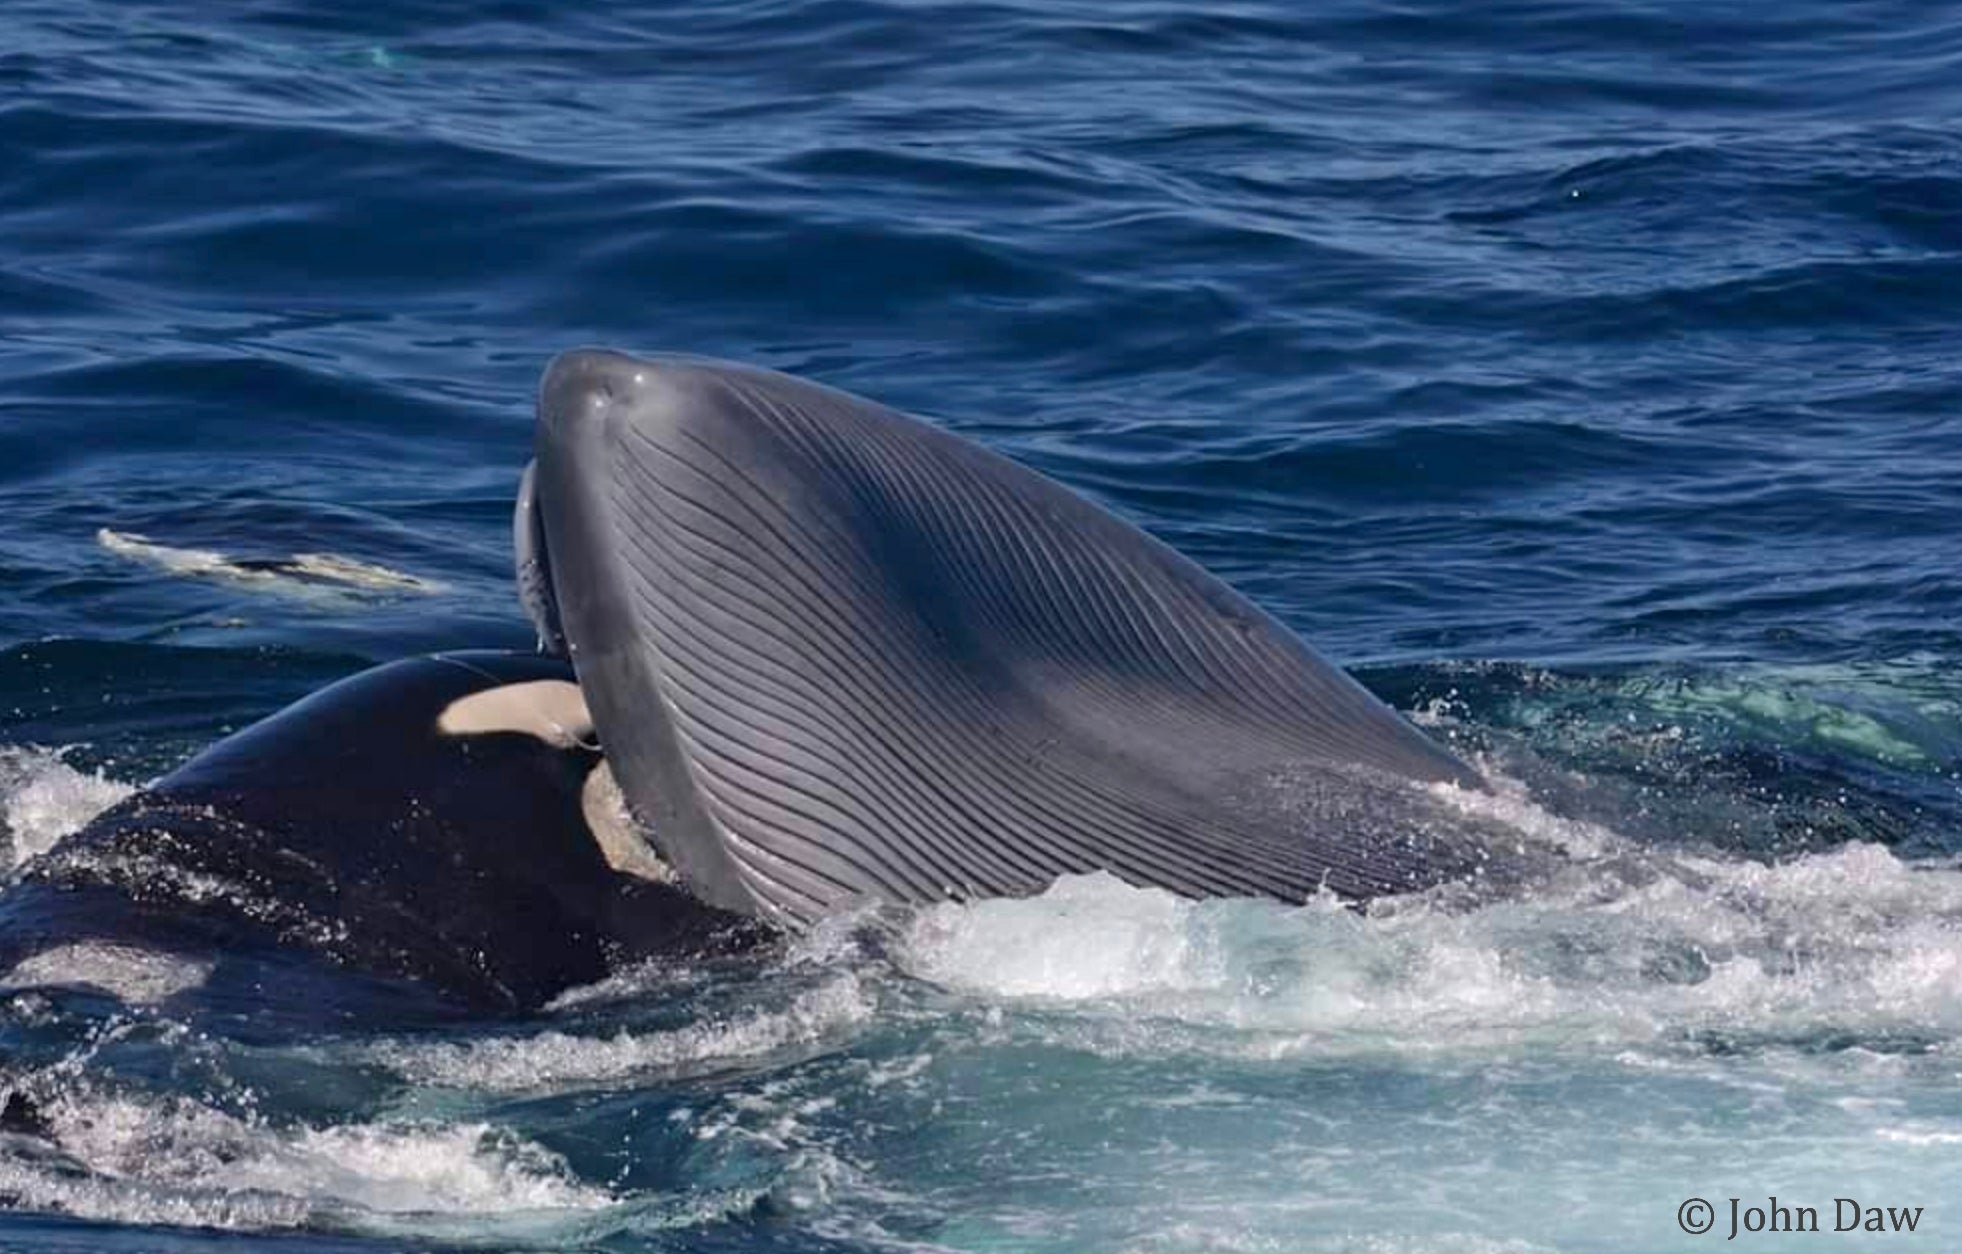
[0,352,1512,1024]
[0,652,755,1021]
[522,349,1512,930]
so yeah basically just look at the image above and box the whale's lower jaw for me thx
[534,349,1500,929]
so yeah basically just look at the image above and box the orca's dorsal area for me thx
[526,349,1503,928]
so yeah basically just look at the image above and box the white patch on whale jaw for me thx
[582,762,672,884]
[435,680,595,750]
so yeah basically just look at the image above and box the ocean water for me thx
[2,0,1961,1249]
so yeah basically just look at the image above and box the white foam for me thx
[0,1086,612,1237]
[0,747,132,869]
[904,872,1234,1002]
[1122,1233,1556,1254]
[1875,1125,1962,1146]
[897,824,1962,1058]
[374,973,873,1092]
[1426,767,1624,860]
[3,943,212,1004]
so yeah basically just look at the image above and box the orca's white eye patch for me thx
[437,680,594,749]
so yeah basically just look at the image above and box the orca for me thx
[522,349,1512,930]
[0,651,757,1024]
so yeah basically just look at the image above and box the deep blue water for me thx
[2,1,1962,1250]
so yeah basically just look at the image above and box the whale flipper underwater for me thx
[0,652,754,1023]
[525,349,1511,929]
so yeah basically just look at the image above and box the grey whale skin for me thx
[526,349,1503,930]
[0,651,754,1021]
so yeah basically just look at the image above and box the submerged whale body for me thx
[523,349,1509,929]
[0,652,755,1022]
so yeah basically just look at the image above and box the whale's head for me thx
[520,347,1505,931]
[524,349,777,917]
[524,350,700,659]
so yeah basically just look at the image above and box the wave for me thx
[0,748,130,871]
[0,1083,614,1241]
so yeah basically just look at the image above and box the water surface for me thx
[2,1,1960,1249]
